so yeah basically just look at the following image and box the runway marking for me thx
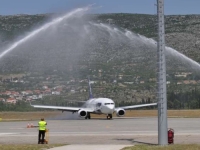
[0,133,18,136]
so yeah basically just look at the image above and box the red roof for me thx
[25,90,33,94]
[7,98,16,101]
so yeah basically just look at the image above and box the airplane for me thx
[31,78,157,119]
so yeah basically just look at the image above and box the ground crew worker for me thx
[38,118,47,144]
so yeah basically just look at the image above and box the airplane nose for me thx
[107,105,114,110]
[103,105,114,114]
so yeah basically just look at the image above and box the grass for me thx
[0,144,65,150]
[0,110,200,121]
[0,111,61,121]
[122,144,200,150]
[0,144,199,150]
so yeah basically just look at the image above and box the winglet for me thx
[88,76,93,99]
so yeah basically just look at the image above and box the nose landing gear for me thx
[107,114,112,119]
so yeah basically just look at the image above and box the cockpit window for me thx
[104,103,114,105]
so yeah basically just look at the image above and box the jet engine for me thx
[78,109,87,118]
[116,108,125,117]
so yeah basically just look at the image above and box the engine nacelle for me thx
[116,108,125,117]
[78,109,87,118]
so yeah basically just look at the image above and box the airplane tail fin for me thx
[88,76,93,99]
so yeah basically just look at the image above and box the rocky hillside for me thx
[0,13,200,76]
[97,14,200,62]
[0,13,200,105]
[0,14,200,60]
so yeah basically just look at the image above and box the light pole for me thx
[157,0,168,145]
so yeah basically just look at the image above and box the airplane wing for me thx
[115,103,157,110]
[31,104,94,112]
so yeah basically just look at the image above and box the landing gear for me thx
[107,114,112,120]
[88,114,91,119]
[85,113,91,119]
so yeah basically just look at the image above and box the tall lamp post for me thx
[157,0,168,145]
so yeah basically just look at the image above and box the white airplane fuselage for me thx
[83,98,115,115]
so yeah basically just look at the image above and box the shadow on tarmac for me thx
[115,138,157,145]
[46,111,154,120]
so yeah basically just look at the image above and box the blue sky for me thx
[0,0,200,15]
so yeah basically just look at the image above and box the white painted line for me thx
[0,133,18,136]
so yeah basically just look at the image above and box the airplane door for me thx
[96,103,102,111]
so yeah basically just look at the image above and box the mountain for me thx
[0,13,200,78]
[0,13,200,107]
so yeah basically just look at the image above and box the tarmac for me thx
[0,117,200,149]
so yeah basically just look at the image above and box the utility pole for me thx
[157,0,168,145]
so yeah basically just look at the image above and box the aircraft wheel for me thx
[85,116,88,119]
[107,114,112,120]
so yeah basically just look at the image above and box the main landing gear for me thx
[107,114,112,120]
[85,113,91,119]
[85,113,112,120]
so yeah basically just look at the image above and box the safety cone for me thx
[27,123,30,128]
